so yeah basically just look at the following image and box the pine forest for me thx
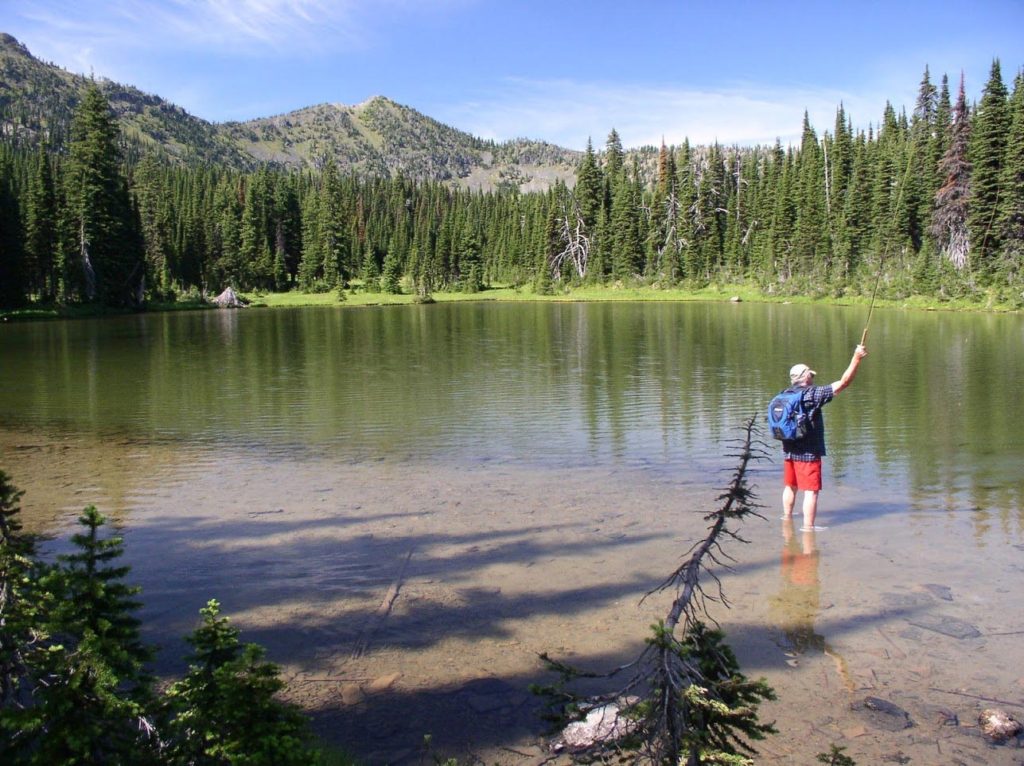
[1,62,1023,312]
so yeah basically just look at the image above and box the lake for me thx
[2,301,1023,764]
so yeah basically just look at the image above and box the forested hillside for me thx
[0,34,579,188]
[0,34,1021,311]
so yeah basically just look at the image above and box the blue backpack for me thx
[767,387,817,441]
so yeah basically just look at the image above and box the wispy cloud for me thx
[150,0,367,53]
[438,78,902,151]
[13,0,369,56]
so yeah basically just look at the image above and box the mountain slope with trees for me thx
[0,29,1021,312]
[0,33,579,188]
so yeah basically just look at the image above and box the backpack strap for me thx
[795,385,822,429]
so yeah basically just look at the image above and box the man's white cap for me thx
[789,363,816,383]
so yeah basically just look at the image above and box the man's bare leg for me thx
[782,485,796,519]
[802,490,819,529]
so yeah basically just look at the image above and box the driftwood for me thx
[350,548,414,659]
[930,687,1024,710]
[212,287,248,308]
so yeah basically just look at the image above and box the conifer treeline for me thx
[1,61,1022,310]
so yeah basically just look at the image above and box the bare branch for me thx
[549,193,590,280]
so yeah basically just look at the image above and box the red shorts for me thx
[784,459,822,491]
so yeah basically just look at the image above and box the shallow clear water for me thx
[2,301,1023,763]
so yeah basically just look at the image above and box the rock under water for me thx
[979,708,1022,742]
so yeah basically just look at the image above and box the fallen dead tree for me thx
[535,417,777,765]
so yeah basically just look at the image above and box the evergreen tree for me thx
[721,151,742,277]
[29,506,157,764]
[239,169,277,290]
[675,141,698,280]
[162,600,318,766]
[0,471,44,757]
[691,144,727,281]
[932,74,953,187]
[707,144,730,276]
[297,185,323,290]
[610,160,642,281]
[866,105,913,279]
[664,159,685,282]
[0,148,26,308]
[604,128,625,182]
[589,201,610,283]
[839,133,871,278]
[317,158,348,288]
[575,138,603,237]
[24,143,58,301]
[644,140,673,278]
[768,147,798,284]
[131,155,175,299]
[53,161,77,303]
[829,105,854,217]
[676,621,776,763]
[890,120,917,275]
[273,173,303,286]
[995,71,1024,287]
[380,237,403,294]
[411,208,438,299]
[907,66,940,254]
[173,169,209,294]
[360,245,380,292]
[434,206,456,289]
[968,59,1010,275]
[212,175,245,290]
[457,216,483,293]
[64,84,143,306]
[531,194,557,294]
[749,141,782,280]
[725,147,759,278]
[793,114,829,275]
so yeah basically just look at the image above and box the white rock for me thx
[554,702,637,752]
[979,708,1022,741]
[212,287,247,308]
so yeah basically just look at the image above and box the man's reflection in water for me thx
[771,518,826,654]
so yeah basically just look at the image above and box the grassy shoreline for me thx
[2,282,1021,321]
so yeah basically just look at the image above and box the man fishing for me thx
[782,344,868,531]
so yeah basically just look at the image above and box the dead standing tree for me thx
[549,195,590,281]
[536,417,777,765]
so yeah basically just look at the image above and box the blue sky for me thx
[2,0,1022,151]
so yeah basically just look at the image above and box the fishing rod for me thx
[860,269,882,346]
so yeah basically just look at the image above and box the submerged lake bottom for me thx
[6,426,1024,765]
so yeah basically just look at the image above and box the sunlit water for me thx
[2,301,1023,764]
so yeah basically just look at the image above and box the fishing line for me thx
[860,136,916,346]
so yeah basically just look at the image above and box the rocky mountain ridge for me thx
[0,33,580,191]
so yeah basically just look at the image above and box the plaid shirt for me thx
[783,384,834,461]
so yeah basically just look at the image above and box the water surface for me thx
[1,301,1022,764]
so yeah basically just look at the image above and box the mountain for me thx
[0,33,580,190]
[0,33,255,168]
[219,97,580,190]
